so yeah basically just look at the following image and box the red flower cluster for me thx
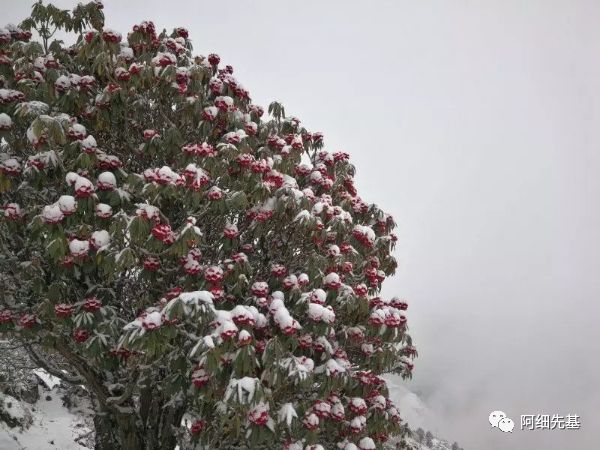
[55,303,75,318]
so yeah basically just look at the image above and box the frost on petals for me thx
[69,239,89,257]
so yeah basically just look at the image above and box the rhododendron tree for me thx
[0,2,417,449]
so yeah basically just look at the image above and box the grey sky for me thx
[2,1,600,449]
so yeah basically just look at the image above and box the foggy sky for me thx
[2,1,600,449]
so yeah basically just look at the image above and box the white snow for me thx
[238,329,252,344]
[303,412,319,427]
[69,123,86,136]
[65,172,80,186]
[277,403,297,427]
[41,204,64,223]
[74,176,94,193]
[310,289,327,304]
[294,210,311,223]
[90,230,110,250]
[80,135,97,151]
[97,171,116,188]
[180,291,213,305]
[54,75,71,90]
[324,358,346,375]
[32,368,61,390]
[20,101,50,117]
[0,393,27,422]
[353,224,376,243]
[0,158,20,173]
[0,113,12,127]
[307,303,335,324]
[202,335,215,349]
[142,311,162,329]
[224,377,259,404]
[119,46,134,60]
[95,203,112,217]
[135,203,160,220]
[203,106,218,119]
[57,195,77,214]
[323,272,340,286]
[151,52,176,67]
[0,387,92,450]
[69,239,89,257]
[358,437,376,449]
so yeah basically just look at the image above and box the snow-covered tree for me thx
[425,431,434,447]
[0,2,417,449]
[414,428,425,443]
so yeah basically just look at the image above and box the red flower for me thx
[298,334,313,349]
[106,82,121,93]
[312,132,324,144]
[214,96,233,112]
[223,224,239,239]
[0,310,13,324]
[302,413,319,431]
[248,404,270,426]
[282,275,297,290]
[19,314,37,329]
[3,203,22,220]
[191,367,209,388]
[255,339,266,354]
[115,67,130,81]
[143,129,159,141]
[190,420,204,435]
[390,297,408,310]
[249,104,264,117]
[270,264,287,277]
[165,287,182,300]
[331,403,345,421]
[208,53,220,65]
[354,283,368,297]
[244,121,258,136]
[238,330,253,346]
[209,78,223,94]
[209,286,224,302]
[175,27,189,38]
[206,186,223,201]
[129,62,142,74]
[102,29,122,43]
[143,257,160,271]
[196,142,216,157]
[60,256,74,268]
[251,282,269,297]
[83,297,102,312]
[202,106,218,121]
[368,309,386,327]
[313,400,331,418]
[204,266,224,283]
[74,184,94,199]
[151,223,175,244]
[54,303,75,318]
[73,328,90,343]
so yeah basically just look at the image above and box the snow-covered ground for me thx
[0,379,92,450]
[0,370,459,450]
[385,375,437,432]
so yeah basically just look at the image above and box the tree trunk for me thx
[93,412,119,450]
[93,404,182,450]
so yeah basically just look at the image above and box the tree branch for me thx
[25,343,84,385]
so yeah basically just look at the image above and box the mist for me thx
[2,0,600,448]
